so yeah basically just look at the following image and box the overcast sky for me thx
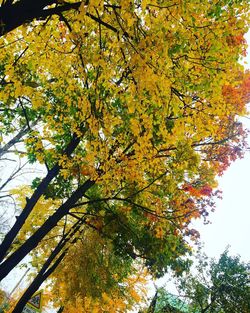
[193,30,250,262]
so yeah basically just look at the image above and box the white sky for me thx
[194,143,250,261]
[194,30,250,262]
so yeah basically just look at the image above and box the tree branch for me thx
[0,133,81,263]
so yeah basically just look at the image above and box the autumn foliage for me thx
[0,0,249,312]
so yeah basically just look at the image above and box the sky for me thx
[193,139,250,261]
[193,30,250,262]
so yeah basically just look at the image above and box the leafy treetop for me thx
[0,1,249,312]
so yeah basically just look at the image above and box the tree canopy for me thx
[0,0,249,312]
[144,250,250,313]
[174,250,250,313]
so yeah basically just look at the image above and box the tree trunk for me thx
[0,177,94,281]
[0,134,80,263]
[12,218,84,312]
[12,249,66,313]
[0,0,82,37]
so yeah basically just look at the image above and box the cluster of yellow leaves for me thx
[10,187,66,257]
[59,272,148,313]
[47,230,149,312]
[1,1,248,254]
[62,285,144,313]
[1,0,250,310]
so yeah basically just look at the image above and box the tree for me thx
[144,251,250,313]
[175,250,250,313]
[0,1,249,311]
[0,0,83,37]
[48,235,149,312]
